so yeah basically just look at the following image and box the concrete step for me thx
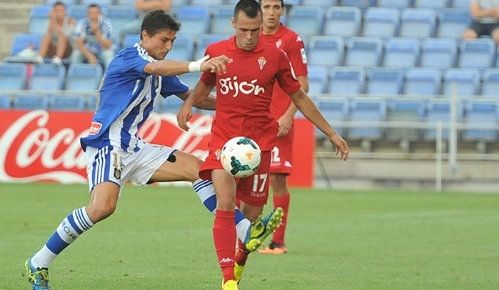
[0,19,29,33]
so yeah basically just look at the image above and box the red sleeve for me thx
[200,45,216,86]
[276,50,302,95]
[286,35,308,77]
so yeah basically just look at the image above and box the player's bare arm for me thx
[289,88,349,160]
[177,80,215,131]
[144,55,229,76]
[277,75,309,137]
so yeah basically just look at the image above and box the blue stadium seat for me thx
[324,7,361,37]
[366,68,404,95]
[29,5,51,34]
[10,33,43,56]
[302,0,337,6]
[383,38,420,68]
[307,65,329,96]
[66,64,103,91]
[443,68,480,97]
[287,6,323,37]
[211,6,234,35]
[0,95,11,109]
[437,9,471,38]
[30,64,65,91]
[425,99,463,140]
[328,67,365,95]
[12,94,50,110]
[451,0,470,9]
[193,34,228,60]
[108,6,138,38]
[80,0,113,5]
[399,8,436,38]
[115,0,137,5]
[339,0,371,7]
[175,6,210,35]
[123,34,140,48]
[386,98,427,141]
[463,100,499,142]
[348,99,387,140]
[414,0,449,8]
[178,72,201,89]
[167,35,193,61]
[420,38,457,68]
[0,63,27,90]
[458,39,495,69]
[190,0,225,4]
[377,0,411,8]
[362,8,400,37]
[308,36,344,67]
[162,96,185,113]
[50,95,86,110]
[86,95,98,111]
[316,97,349,136]
[404,68,442,96]
[481,69,499,97]
[345,37,383,67]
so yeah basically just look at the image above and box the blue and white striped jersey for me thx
[80,44,189,152]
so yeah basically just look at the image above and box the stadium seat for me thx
[463,100,499,142]
[80,0,113,5]
[443,68,480,97]
[345,37,383,67]
[348,99,387,140]
[424,99,463,140]
[123,34,140,48]
[167,35,193,61]
[30,64,65,91]
[50,95,86,110]
[108,6,138,38]
[193,34,228,60]
[211,6,234,35]
[338,0,371,8]
[0,95,11,109]
[302,0,337,6]
[404,68,442,97]
[420,38,457,68]
[175,6,210,35]
[178,72,201,89]
[308,36,344,67]
[86,95,98,111]
[324,7,361,37]
[481,69,499,97]
[362,8,400,38]
[437,9,471,38]
[414,0,449,8]
[0,63,27,90]
[12,94,50,110]
[162,96,185,113]
[458,39,495,69]
[307,65,329,96]
[115,0,137,5]
[399,8,436,38]
[190,0,225,4]
[377,0,411,8]
[451,0,470,9]
[29,5,51,34]
[10,33,43,56]
[366,68,404,96]
[383,38,420,68]
[328,67,365,95]
[287,6,323,37]
[386,99,427,141]
[66,64,103,91]
[316,97,349,136]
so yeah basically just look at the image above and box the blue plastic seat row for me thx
[0,94,97,111]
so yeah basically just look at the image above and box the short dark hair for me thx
[140,10,181,40]
[234,0,262,19]
[52,1,66,8]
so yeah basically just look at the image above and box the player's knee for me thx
[87,202,116,222]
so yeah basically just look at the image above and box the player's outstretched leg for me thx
[24,257,50,290]
[244,207,284,252]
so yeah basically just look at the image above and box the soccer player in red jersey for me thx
[258,0,309,255]
[177,1,349,289]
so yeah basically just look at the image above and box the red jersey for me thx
[261,24,308,118]
[200,36,301,151]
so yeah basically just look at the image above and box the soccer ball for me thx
[220,136,261,178]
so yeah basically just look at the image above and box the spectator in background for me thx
[119,0,172,47]
[463,0,499,44]
[71,4,114,69]
[36,1,75,65]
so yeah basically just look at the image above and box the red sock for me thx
[235,239,250,266]
[213,210,236,282]
[272,193,290,245]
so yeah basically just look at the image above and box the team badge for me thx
[276,39,282,48]
[257,56,267,71]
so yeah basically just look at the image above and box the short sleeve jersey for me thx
[200,36,301,151]
[260,24,308,118]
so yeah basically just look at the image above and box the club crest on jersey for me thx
[276,39,282,48]
[257,56,267,71]
[89,122,102,135]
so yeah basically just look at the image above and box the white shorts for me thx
[85,143,176,192]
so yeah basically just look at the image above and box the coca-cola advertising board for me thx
[0,110,314,187]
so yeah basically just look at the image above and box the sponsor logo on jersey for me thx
[89,122,102,135]
[219,76,265,97]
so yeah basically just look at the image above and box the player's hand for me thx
[329,134,349,161]
[200,55,229,74]
[177,102,193,131]
[277,114,293,137]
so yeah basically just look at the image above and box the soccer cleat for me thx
[234,263,244,284]
[258,241,288,255]
[24,257,51,290]
[244,207,284,252]
[222,279,238,290]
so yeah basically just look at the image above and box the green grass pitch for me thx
[1,183,498,290]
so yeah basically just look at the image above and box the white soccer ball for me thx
[220,136,262,178]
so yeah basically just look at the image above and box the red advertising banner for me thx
[0,110,314,187]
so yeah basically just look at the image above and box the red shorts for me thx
[200,150,272,206]
[269,125,293,175]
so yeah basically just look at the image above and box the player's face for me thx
[87,7,101,23]
[141,29,177,60]
[232,11,262,51]
[261,0,283,30]
[52,4,66,20]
